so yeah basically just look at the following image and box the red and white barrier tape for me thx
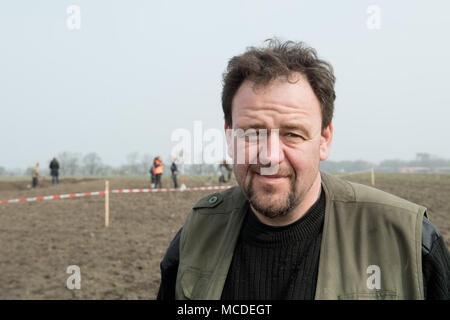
[0,185,233,205]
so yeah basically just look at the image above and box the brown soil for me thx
[0,174,448,299]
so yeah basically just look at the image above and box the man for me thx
[153,156,164,189]
[170,159,179,189]
[158,40,449,300]
[49,157,60,186]
[31,162,40,188]
[218,160,233,184]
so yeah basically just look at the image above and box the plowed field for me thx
[0,173,448,299]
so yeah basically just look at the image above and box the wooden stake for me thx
[371,168,375,186]
[105,180,110,227]
[181,156,185,186]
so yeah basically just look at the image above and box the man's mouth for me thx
[256,173,286,178]
[253,171,290,183]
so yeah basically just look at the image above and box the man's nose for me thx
[258,130,284,167]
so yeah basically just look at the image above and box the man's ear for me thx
[224,122,233,159]
[319,122,333,161]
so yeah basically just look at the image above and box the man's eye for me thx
[286,133,302,138]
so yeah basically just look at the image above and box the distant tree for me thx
[320,160,376,173]
[24,167,33,177]
[57,151,81,176]
[415,153,431,162]
[82,152,103,176]
[351,160,375,171]
[96,164,113,177]
[186,164,201,175]
[183,163,218,176]
[125,151,140,175]
[4,168,26,176]
[379,159,406,170]
[411,153,450,169]
[320,160,340,172]
[0,166,5,176]
[141,153,153,176]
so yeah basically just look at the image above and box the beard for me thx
[241,166,302,219]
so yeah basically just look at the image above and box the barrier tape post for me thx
[180,155,186,190]
[105,180,109,227]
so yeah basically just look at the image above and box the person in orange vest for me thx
[153,156,164,189]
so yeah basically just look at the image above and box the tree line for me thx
[0,152,449,177]
[320,153,450,173]
[0,151,223,177]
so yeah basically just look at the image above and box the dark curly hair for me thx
[222,39,336,130]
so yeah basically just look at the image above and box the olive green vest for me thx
[175,172,426,300]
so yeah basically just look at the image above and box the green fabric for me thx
[175,172,425,300]
[175,186,248,299]
[315,173,425,299]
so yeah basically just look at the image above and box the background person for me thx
[170,158,178,189]
[218,160,232,184]
[49,157,59,185]
[153,156,164,189]
[31,163,40,188]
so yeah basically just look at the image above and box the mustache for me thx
[248,164,293,177]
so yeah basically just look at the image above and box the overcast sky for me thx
[1,0,449,169]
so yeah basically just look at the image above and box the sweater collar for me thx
[242,188,326,246]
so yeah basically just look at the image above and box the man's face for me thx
[225,74,333,220]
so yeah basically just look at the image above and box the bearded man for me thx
[157,39,449,300]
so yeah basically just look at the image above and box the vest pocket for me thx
[338,290,398,300]
[180,268,212,300]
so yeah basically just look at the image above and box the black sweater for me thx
[221,189,325,299]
